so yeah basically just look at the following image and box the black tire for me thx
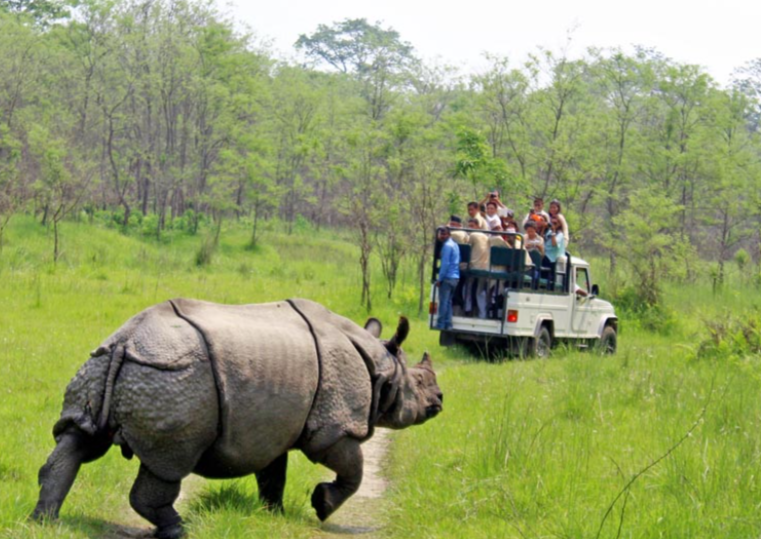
[597,326,617,355]
[530,326,552,359]
[439,330,456,347]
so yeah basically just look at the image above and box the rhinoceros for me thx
[31,298,442,538]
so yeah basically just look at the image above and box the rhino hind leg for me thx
[309,438,363,522]
[32,427,111,521]
[129,464,183,539]
[255,453,288,512]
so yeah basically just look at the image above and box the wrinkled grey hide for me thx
[32,298,442,539]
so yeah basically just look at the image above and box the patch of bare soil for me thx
[314,428,391,538]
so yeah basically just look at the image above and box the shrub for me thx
[195,236,217,267]
[612,285,675,334]
[141,214,159,237]
[696,310,761,359]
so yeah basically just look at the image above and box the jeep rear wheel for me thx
[597,326,617,355]
[531,326,552,359]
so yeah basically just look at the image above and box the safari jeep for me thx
[430,228,618,357]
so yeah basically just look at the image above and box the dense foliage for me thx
[2,0,761,310]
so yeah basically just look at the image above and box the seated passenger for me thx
[523,221,544,256]
[500,209,518,231]
[522,197,551,231]
[502,222,523,249]
[548,199,570,248]
[467,202,487,230]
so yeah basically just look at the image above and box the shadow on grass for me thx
[55,515,152,538]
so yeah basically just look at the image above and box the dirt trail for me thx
[98,429,392,539]
[314,428,391,538]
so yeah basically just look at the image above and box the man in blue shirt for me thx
[436,227,460,330]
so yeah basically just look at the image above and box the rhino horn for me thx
[386,317,409,356]
[364,317,383,338]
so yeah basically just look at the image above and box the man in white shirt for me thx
[484,201,501,231]
[481,190,513,219]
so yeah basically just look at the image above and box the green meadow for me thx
[2,217,761,538]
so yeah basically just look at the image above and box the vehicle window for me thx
[576,268,590,293]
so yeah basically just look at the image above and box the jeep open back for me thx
[430,228,617,357]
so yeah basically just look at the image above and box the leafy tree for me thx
[605,188,692,306]
[1,0,71,26]
[29,124,93,263]
[296,18,416,120]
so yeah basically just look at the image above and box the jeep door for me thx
[571,266,595,335]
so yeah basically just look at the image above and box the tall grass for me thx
[0,216,446,539]
[2,215,760,538]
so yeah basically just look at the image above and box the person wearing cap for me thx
[448,215,469,244]
[435,227,460,330]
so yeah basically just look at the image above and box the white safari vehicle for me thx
[430,228,618,357]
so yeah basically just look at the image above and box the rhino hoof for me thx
[154,523,184,539]
[311,483,335,522]
[30,504,59,523]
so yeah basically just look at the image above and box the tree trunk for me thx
[417,250,428,316]
[53,218,60,265]
[359,221,372,311]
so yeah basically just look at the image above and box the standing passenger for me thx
[466,219,490,318]
[543,217,566,290]
[467,202,487,230]
[435,227,460,330]
[484,201,501,231]
[548,199,570,248]
[522,197,551,231]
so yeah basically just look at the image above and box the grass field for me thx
[2,216,761,538]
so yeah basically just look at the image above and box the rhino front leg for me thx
[255,453,288,512]
[129,464,183,539]
[32,428,110,521]
[310,438,363,522]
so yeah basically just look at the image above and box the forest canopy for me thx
[1,0,761,310]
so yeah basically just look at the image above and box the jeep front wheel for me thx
[597,326,617,355]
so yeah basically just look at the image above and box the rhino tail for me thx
[52,343,127,440]
[97,343,126,431]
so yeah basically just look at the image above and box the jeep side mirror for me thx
[591,284,600,297]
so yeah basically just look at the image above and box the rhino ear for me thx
[364,318,383,338]
[386,317,409,356]
[418,351,433,369]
